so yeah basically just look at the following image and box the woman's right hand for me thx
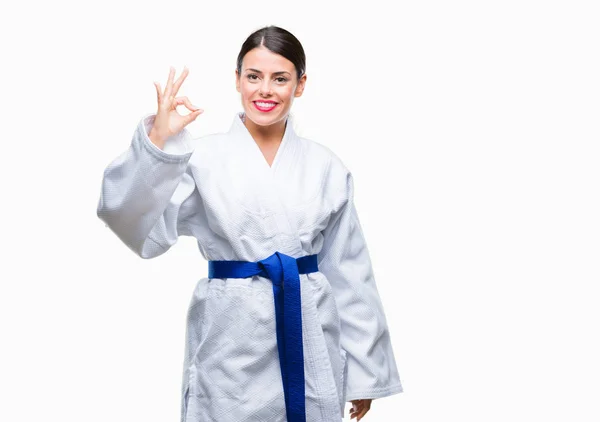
[149,66,204,149]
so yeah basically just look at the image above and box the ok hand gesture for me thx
[148,66,204,149]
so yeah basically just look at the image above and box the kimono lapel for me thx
[229,112,297,175]
[227,112,305,257]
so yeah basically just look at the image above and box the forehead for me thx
[242,47,295,72]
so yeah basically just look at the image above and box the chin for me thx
[247,109,284,125]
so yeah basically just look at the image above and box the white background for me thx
[1,0,598,421]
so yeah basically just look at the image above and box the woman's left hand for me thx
[349,398,372,420]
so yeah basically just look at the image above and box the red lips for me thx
[253,101,278,112]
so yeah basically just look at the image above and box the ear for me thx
[294,73,307,98]
[235,69,240,93]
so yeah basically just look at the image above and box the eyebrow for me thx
[245,68,291,76]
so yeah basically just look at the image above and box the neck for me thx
[243,114,287,145]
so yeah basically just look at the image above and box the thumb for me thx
[175,96,201,113]
[185,109,204,124]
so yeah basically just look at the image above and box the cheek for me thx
[240,83,254,98]
[277,87,295,101]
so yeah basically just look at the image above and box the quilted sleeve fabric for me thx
[318,171,404,401]
[97,114,201,259]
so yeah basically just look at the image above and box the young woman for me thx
[97,25,403,422]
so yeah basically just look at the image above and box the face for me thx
[236,46,307,127]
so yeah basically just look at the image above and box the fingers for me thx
[185,109,204,125]
[154,81,162,105]
[173,96,204,124]
[350,399,372,421]
[174,96,201,113]
[164,66,176,100]
[350,408,367,421]
[160,67,190,110]
[171,66,189,98]
[350,405,362,420]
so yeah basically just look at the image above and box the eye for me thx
[247,74,259,81]
[275,77,288,83]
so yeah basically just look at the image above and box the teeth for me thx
[255,102,276,108]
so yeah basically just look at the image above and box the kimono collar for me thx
[230,111,296,137]
[228,111,299,171]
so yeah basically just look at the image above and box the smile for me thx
[253,101,278,112]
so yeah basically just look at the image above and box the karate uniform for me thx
[97,112,403,421]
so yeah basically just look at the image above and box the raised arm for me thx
[97,114,200,258]
[97,67,204,258]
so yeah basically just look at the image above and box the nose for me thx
[259,79,272,97]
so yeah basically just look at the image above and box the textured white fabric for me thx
[97,112,403,421]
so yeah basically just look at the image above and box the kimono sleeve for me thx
[97,113,202,259]
[317,171,404,401]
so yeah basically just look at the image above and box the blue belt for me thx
[208,252,319,422]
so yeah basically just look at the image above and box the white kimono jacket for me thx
[97,111,403,422]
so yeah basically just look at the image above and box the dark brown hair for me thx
[237,26,306,81]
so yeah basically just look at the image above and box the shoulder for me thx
[300,135,350,171]
[299,136,353,197]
